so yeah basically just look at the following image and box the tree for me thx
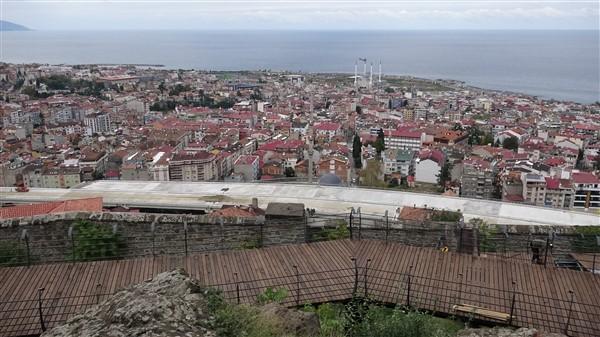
[480,132,494,145]
[352,135,362,169]
[388,177,399,188]
[493,138,501,147]
[576,149,585,169]
[374,129,385,155]
[502,136,519,151]
[158,82,166,94]
[355,106,362,114]
[467,127,481,145]
[384,87,394,93]
[437,161,453,188]
[452,123,463,131]
[595,156,600,171]
[284,167,295,177]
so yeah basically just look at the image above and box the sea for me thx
[1,30,599,103]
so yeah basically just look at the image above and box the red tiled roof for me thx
[0,198,103,219]
[572,172,599,184]
[314,122,341,131]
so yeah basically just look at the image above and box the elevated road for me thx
[1,180,599,226]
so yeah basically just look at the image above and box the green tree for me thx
[575,149,585,169]
[284,167,295,177]
[437,161,452,187]
[374,129,385,155]
[352,135,362,169]
[356,106,362,114]
[384,87,394,93]
[502,136,519,151]
[480,132,494,145]
[467,127,481,146]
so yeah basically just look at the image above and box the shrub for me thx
[0,240,27,266]
[573,226,600,253]
[73,221,126,261]
[257,287,288,305]
[315,220,351,241]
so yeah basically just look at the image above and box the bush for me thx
[257,287,288,305]
[0,241,27,266]
[206,289,287,337]
[350,306,459,337]
[573,226,600,253]
[315,220,350,241]
[73,221,126,261]
[431,210,462,222]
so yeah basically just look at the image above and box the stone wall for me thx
[0,212,305,264]
[0,212,594,266]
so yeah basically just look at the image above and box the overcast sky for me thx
[2,0,599,30]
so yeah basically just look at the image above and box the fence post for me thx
[357,207,362,240]
[184,219,188,257]
[95,283,102,304]
[384,210,389,244]
[151,220,156,258]
[352,257,358,298]
[37,287,46,332]
[68,226,75,262]
[406,265,413,307]
[508,281,516,326]
[457,273,463,304]
[234,272,240,304]
[364,259,371,298]
[293,265,300,306]
[349,208,354,240]
[21,229,30,267]
[543,238,550,269]
[563,290,575,335]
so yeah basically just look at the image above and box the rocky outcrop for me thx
[458,327,567,337]
[42,269,215,337]
[41,269,320,337]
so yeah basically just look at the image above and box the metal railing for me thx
[2,263,598,337]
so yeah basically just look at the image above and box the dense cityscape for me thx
[1,62,599,211]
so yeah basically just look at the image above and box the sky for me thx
[1,0,599,30]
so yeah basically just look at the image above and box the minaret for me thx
[378,60,382,84]
[369,62,373,88]
[363,60,367,75]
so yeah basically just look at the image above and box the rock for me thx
[458,327,567,337]
[42,269,216,337]
[258,303,320,337]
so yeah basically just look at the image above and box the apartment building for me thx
[168,151,218,181]
[461,158,495,199]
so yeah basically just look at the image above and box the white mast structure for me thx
[378,60,382,84]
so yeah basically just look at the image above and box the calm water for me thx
[2,30,599,103]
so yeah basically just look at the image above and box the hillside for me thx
[0,20,30,31]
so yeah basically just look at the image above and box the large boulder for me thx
[42,269,215,337]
